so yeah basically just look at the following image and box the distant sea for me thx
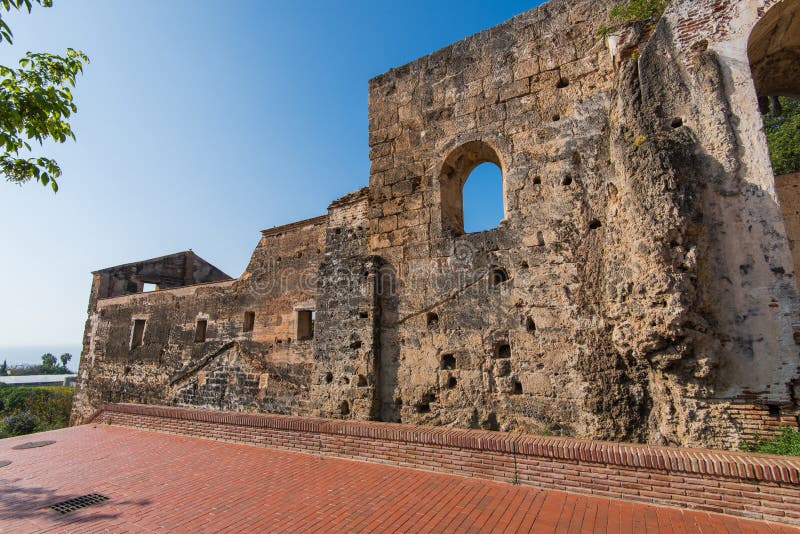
[0,345,82,371]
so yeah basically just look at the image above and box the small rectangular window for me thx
[194,319,207,343]
[142,283,157,292]
[130,319,146,349]
[243,311,255,332]
[297,310,314,340]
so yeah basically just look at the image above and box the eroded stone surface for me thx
[72,0,800,449]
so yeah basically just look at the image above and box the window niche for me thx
[130,319,146,350]
[440,353,456,370]
[489,267,509,288]
[439,141,505,235]
[494,343,511,359]
[243,311,255,333]
[297,310,315,341]
[194,319,207,343]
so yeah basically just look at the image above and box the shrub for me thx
[25,387,73,427]
[3,411,38,436]
[740,426,800,456]
[0,383,73,437]
[598,0,668,37]
[609,0,668,24]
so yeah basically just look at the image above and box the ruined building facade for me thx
[72,0,800,449]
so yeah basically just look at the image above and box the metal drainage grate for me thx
[12,440,56,450]
[0,460,10,468]
[49,493,109,515]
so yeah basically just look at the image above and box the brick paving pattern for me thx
[0,425,796,533]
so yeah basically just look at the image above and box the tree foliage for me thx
[0,0,88,191]
[0,383,73,437]
[40,352,56,368]
[763,96,800,176]
[7,352,74,375]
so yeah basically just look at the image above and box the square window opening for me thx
[243,311,255,333]
[130,319,146,350]
[194,319,207,343]
[297,310,315,341]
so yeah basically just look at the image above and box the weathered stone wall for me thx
[73,0,800,449]
[90,251,231,303]
[364,0,627,438]
[308,190,385,419]
[777,172,800,277]
[652,0,800,446]
[71,217,327,424]
[357,0,800,447]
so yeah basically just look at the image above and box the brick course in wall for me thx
[91,403,800,526]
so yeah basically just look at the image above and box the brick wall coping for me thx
[92,403,800,485]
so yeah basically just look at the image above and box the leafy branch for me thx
[0,0,53,45]
[0,0,88,192]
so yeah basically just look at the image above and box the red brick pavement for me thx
[0,424,797,533]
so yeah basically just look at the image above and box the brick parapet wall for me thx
[91,403,800,525]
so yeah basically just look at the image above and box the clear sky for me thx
[0,0,536,364]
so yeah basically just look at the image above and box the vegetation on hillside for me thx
[739,426,800,456]
[0,353,73,375]
[0,383,73,437]
[763,96,800,176]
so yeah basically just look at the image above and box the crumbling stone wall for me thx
[90,251,231,301]
[777,173,800,276]
[73,0,800,449]
[71,217,327,423]
[309,189,384,419]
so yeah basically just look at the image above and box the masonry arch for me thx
[748,0,800,271]
[748,1,800,99]
[439,141,506,235]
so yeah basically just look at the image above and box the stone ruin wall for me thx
[71,217,327,424]
[777,172,800,277]
[73,0,800,450]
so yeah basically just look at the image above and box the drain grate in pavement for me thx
[0,461,10,467]
[12,440,56,450]
[49,494,109,515]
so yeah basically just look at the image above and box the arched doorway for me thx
[749,0,800,274]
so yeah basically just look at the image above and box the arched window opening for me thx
[462,162,504,233]
[748,1,800,177]
[440,141,505,235]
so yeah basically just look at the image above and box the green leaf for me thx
[0,35,88,191]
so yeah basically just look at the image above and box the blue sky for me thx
[0,0,534,364]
